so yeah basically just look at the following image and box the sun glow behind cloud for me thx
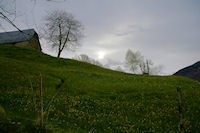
[97,51,105,59]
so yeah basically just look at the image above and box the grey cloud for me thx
[111,24,145,37]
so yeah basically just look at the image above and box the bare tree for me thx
[125,49,162,75]
[125,49,144,73]
[75,54,90,62]
[43,10,83,58]
[0,0,16,17]
[1,1,72,43]
[139,59,153,74]
[0,0,60,32]
[0,0,17,29]
[74,54,102,67]
[115,66,124,72]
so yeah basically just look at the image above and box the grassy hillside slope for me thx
[0,45,200,132]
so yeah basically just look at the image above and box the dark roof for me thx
[0,29,36,44]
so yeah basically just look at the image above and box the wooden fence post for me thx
[40,74,44,128]
[177,87,184,133]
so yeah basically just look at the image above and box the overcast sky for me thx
[1,0,200,75]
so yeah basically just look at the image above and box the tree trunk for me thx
[57,50,62,58]
[146,60,149,74]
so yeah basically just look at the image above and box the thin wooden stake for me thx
[40,74,44,128]
[177,87,184,133]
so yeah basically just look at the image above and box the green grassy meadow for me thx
[0,45,200,132]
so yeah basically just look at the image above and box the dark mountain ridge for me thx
[174,61,200,81]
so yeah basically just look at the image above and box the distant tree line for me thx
[73,54,102,67]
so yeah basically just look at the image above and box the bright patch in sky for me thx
[97,51,105,59]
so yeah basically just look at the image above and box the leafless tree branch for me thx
[42,10,83,58]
